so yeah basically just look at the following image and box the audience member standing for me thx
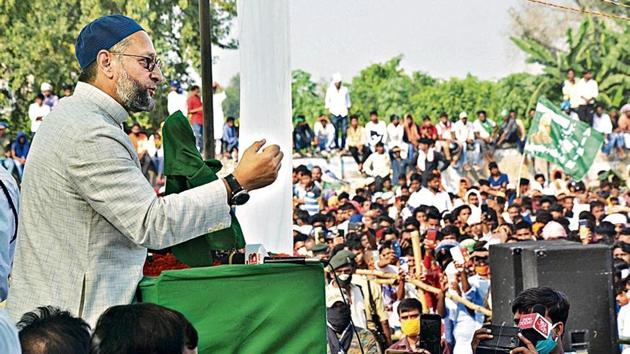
[365,111,388,153]
[325,73,351,150]
[166,80,188,116]
[40,83,59,110]
[27,94,50,137]
[186,85,204,152]
[213,82,227,157]
[575,69,599,125]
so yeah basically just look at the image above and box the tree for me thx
[0,0,237,132]
[222,73,240,119]
[512,17,629,109]
[291,69,325,126]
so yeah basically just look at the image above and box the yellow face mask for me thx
[400,318,421,337]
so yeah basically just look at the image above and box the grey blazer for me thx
[7,82,232,326]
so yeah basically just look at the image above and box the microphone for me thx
[518,304,551,345]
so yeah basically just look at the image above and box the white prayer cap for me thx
[332,73,342,83]
[604,213,628,225]
[542,221,567,240]
[459,111,468,119]
[40,82,53,91]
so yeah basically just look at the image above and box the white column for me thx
[236,0,292,254]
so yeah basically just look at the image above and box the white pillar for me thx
[236,0,292,254]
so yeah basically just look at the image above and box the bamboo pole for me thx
[410,231,423,276]
[407,278,492,318]
[355,269,492,317]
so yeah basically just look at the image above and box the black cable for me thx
[326,263,366,354]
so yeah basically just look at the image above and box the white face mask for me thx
[338,274,350,281]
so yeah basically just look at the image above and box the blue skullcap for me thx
[75,14,144,70]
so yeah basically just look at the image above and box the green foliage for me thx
[0,0,237,132]
[512,17,629,109]
[222,73,240,118]
[291,69,325,126]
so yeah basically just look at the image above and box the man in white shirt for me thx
[386,114,404,151]
[436,112,454,161]
[452,111,478,170]
[562,68,579,111]
[592,104,615,156]
[575,70,598,126]
[405,172,453,217]
[313,115,335,152]
[363,142,391,188]
[166,80,188,116]
[27,93,50,136]
[325,73,351,150]
[365,110,388,153]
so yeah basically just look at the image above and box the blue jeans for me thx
[457,141,481,169]
[603,133,625,154]
[318,136,329,151]
[294,133,310,151]
[191,123,203,152]
[330,115,348,149]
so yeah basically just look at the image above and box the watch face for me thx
[233,191,250,205]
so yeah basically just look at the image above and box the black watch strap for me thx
[224,174,243,196]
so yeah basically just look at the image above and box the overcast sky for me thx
[210,0,535,85]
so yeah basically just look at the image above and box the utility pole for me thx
[199,0,214,159]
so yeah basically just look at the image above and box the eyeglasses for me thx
[110,52,161,73]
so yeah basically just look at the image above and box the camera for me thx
[476,325,522,354]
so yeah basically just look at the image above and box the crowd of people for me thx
[0,80,240,188]
[291,70,630,353]
[293,158,630,353]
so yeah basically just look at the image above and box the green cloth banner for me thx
[525,97,604,180]
[139,264,327,354]
[162,111,245,267]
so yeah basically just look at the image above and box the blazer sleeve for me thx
[66,126,232,250]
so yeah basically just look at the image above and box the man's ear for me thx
[96,50,115,79]
[554,322,565,338]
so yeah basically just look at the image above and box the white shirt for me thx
[364,120,388,150]
[326,283,367,328]
[363,151,391,178]
[387,122,404,148]
[593,113,613,135]
[213,91,227,140]
[452,119,474,143]
[574,78,598,106]
[619,304,630,352]
[406,187,453,214]
[166,91,188,116]
[324,84,351,117]
[562,79,579,108]
[28,102,50,133]
[0,167,19,301]
[314,121,335,149]
[436,121,453,140]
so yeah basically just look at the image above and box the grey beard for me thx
[116,69,155,112]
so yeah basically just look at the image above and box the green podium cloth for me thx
[139,264,327,354]
[162,111,245,267]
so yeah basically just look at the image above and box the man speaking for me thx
[7,15,283,326]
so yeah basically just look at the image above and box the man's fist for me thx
[233,139,283,192]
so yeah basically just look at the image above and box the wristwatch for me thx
[224,174,250,206]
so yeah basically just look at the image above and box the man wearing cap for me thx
[326,289,381,354]
[40,82,59,109]
[452,111,478,170]
[327,250,392,350]
[8,15,283,325]
[325,73,351,150]
[166,80,187,116]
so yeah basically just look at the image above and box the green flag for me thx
[525,97,604,180]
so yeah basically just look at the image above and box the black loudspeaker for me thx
[490,240,617,354]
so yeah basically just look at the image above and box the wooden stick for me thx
[373,279,396,285]
[410,231,423,277]
[406,278,492,317]
[356,269,399,279]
